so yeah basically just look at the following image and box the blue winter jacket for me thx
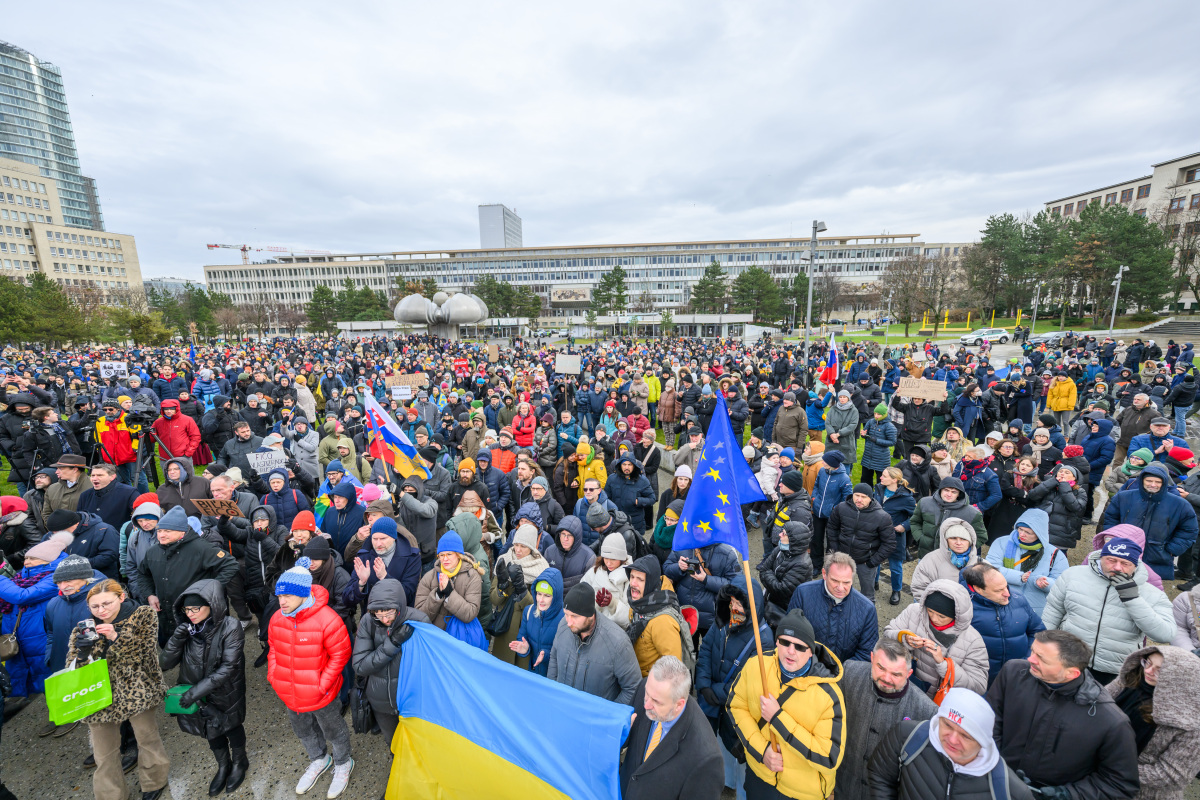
[43,570,107,672]
[984,509,1067,616]
[695,574,772,719]
[806,393,831,432]
[663,542,741,632]
[882,367,901,396]
[604,454,656,534]
[812,465,853,519]
[1129,432,1189,463]
[786,578,878,663]
[261,469,311,530]
[873,483,916,533]
[475,454,511,521]
[0,554,66,687]
[970,587,1045,685]
[952,393,982,434]
[573,493,618,547]
[763,400,782,441]
[515,567,564,677]
[952,462,1002,513]
[555,421,582,458]
[861,418,897,471]
[320,480,365,555]
[1179,345,1195,367]
[1081,419,1116,486]
[342,536,422,616]
[846,358,869,384]
[44,512,120,579]
[152,374,188,401]
[1102,463,1199,579]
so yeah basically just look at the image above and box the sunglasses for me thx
[776,638,810,654]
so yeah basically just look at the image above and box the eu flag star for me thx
[716,491,729,505]
[698,521,712,534]
[714,510,727,523]
[705,468,721,481]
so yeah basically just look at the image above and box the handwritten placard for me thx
[896,377,947,401]
[246,450,288,474]
[192,498,244,518]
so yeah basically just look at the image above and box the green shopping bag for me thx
[45,659,113,725]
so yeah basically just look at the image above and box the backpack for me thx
[899,721,1011,799]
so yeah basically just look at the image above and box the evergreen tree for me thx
[421,277,439,297]
[730,267,784,323]
[28,273,82,345]
[0,276,30,344]
[306,284,339,334]
[593,265,627,314]
[691,259,727,313]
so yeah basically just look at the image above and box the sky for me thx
[8,1,1199,281]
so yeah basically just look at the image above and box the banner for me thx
[98,361,128,379]
[386,374,428,388]
[554,354,581,374]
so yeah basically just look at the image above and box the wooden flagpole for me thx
[741,558,778,755]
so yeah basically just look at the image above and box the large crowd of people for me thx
[0,328,1198,799]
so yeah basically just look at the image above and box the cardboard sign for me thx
[391,385,413,400]
[246,450,288,474]
[554,354,582,374]
[909,350,928,362]
[488,344,500,363]
[192,498,244,518]
[452,358,469,376]
[385,373,427,389]
[98,361,128,379]
[897,377,947,401]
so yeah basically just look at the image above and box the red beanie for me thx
[291,510,317,532]
[1169,446,1195,466]
[1062,445,1084,458]
[133,492,159,509]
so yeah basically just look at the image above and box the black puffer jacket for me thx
[241,505,285,601]
[756,520,813,627]
[1024,466,1087,548]
[985,660,1139,800]
[0,397,35,482]
[159,578,246,739]
[899,444,940,499]
[826,496,896,568]
[351,578,430,717]
[868,718,1034,800]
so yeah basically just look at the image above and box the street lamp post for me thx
[1030,281,1043,334]
[1109,265,1130,334]
[803,220,827,359]
[883,291,893,353]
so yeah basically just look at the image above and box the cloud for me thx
[7,0,1198,280]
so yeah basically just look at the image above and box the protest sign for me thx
[391,385,413,400]
[98,361,128,379]
[554,354,582,374]
[488,344,499,363]
[387,374,428,388]
[246,450,288,474]
[897,377,947,401]
[192,499,244,518]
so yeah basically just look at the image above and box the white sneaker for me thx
[296,754,332,795]
[326,758,354,799]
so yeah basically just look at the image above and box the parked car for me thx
[1027,331,1069,346]
[959,327,1010,346]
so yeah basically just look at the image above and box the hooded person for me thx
[1102,462,1199,580]
[580,532,634,630]
[627,554,693,677]
[512,567,565,678]
[605,452,656,536]
[543,515,592,591]
[319,480,365,556]
[394,475,438,564]
[158,578,250,795]
[984,508,1067,616]
[867,687,1031,800]
[573,439,608,500]
[351,578,431,750]
[155,456,212,519]
[260,468,311,531]
[884,579,989,698]
[908,476,986,558]
[910,518,983,603]
[1025,462,1088,549]
[649,498,685,564]
[489,523,550,668]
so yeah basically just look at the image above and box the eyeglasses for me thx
[1141,657,1162,672]
[776,639,810,654]
[183,606,206,615]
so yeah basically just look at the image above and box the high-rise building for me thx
[478,204,523,248]
[0,40,105,230]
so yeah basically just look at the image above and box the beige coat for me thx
[884,578,989,698]
[910,517,982,603]
[414,553,484,630]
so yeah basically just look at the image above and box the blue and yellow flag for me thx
[387,622,632,800]
[672,390,767,558]
[363,392,431,480]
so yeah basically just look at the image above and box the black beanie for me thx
[418,446,440,462]
[180,594,209,609]
[1038,413,1057,428]
[781,471,805,492]
[775,609,816,651]
[852,482,873,497]
[924,590,957,620]
[564,583,596,617]
[303,537,333,561]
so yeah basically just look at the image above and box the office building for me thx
[478,204,523,248]
[204,233,969,330]
[1045,151,1200,221]
[0,40,105,230]
[0,156,142,299]
[144,276,204,294]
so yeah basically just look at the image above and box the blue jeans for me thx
[116,462,149,493]
[14,482,27,499]
[888,531,906,592]
[1176,405,1188,437]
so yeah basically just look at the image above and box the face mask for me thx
[779,541,791,552]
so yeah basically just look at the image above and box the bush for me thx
[948,309,971,322]
[1063,317,1084,326]
[1130,310,1161,322]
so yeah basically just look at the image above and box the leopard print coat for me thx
[66,603,168,725]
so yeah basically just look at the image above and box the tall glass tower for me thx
[0,40,104,230]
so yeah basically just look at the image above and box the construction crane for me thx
[206,243,333,264]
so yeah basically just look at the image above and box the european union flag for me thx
[671,390,767,558]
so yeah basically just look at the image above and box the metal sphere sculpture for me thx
[393,290,489,340]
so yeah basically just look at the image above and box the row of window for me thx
[48,246,124,263]
[0,175,49,194]
[1052,183,1153,216]
[0,207,50,225]
[53,277,130,290]
[0,259,33,270]
[43,230,122,249]
[52,262,126,277]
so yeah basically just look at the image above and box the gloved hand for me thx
[508,563,526,596]
[389,619,414,647]
[180,689,200,709]
[74,622,99,651]
[1111,574,1139,602]
[595,588,612,608]
[496,563,512,591]
[700,687,720,707]
[1035,786,1071,800]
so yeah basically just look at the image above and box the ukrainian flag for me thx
[387,623,631,800]
[363,392,431,480]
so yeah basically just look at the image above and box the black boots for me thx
[254,643,269,668]
[226,746,249,793]
[210,746,232,796]
[889,591,902,605]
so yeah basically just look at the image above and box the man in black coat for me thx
[893,395,937,459]
[619,656,723,800]
[985,629,1139,800]
[825,484,895,604]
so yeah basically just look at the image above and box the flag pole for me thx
[740,557,778,755]
[366,406,398,491]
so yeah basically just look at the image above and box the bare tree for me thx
[239,293,275,340]
[214,307,242,339]
[632,289,656,313]
[276,304,309,336]
[880,254,928,335]
[809,272,844,325]
[923,252,964,335]
[63,282,111,343]
[1151,181,1200,312]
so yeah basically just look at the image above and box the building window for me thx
[1052,206,1061,215]
[1120,188,1133,203]
[1136,184,1151,199]
[1170,197,1186,212]
[1192,194,1200,210]
[1105,192,1118,205]
[1187,167,1200,183]
[1063,202,1074,215]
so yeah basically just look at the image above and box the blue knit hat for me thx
[371,517,398,540]
[275,556,314,597]
[437,531,464,555]
[779,447,795,461]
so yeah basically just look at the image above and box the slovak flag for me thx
[820,333,839,386]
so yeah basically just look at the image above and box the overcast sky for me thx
[9,1,1199,280]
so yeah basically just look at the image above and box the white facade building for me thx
[478,204,523,248]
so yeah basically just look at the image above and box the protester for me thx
[884,578,989,697]
[787,552,878,664]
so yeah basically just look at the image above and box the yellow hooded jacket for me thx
[728,643,845,800]
[574,440,607,499]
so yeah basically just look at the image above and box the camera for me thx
[683,557,702,575]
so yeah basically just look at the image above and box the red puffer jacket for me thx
[512,414,536,448]
[151,400,201,459]
[266,585,352,712]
